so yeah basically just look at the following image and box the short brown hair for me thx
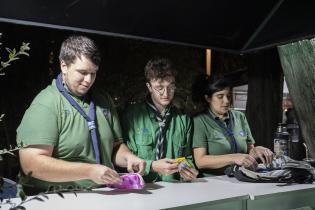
[59,35,101,66]
[144,57,177,82]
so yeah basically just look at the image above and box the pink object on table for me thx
[107,173,145,190]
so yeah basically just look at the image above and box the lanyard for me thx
[56,73,101,164]
[208,110,238,153]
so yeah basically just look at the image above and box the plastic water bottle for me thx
[287,122,302,160]
[274,124,290,156]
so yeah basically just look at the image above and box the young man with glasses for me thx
[122,57,198,182]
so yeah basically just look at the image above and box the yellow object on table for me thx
[176,157,193,170]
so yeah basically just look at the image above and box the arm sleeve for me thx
[192,117,208,148]
[16,103,59,147]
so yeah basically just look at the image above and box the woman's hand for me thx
[232,153,258,169]
[249,146,274,166]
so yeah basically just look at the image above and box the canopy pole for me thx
[241,0,284,51]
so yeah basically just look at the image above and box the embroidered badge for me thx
[136,128,150,135]
[141,127,150,135]
[239,131,246,137]
[136,128,141,135]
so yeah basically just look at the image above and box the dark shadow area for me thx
[0,21,205,180]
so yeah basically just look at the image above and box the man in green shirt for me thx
[123,57,198,182]
[16,35,145,194]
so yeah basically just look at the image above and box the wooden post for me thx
[278,39,315,158]
[206,49,211,76]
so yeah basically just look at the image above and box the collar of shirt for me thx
[208,109,230,124]
[53,78,90,108]
[145,99,173,119]
[147,105,173,119]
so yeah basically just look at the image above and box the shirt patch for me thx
[239,131,246,137]
[136,127,150,135]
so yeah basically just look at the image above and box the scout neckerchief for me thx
[146,99,171,160]
[208,109,238,153]
[56,73,101,164]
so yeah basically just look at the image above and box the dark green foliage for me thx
[18,190,26,202]
[0,32,30,75]
[56,192,64,199]
[10,206,26,210]
[0,171,92,210]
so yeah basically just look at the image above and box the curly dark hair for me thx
[192,74,231,104]
[144,57,177,82]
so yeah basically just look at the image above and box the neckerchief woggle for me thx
[208,109,238,153]
[56,73,101,164]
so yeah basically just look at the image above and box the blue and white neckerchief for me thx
[56,73,101,164]
[208,109,238,153]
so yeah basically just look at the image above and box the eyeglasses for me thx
[151,85,176,96]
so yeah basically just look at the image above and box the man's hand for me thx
[113,143,145,175]
[249,146,274,165]
[89,164,121,185]
[126,155,146,175]
[232,153,258,169]
[151,158,179,176]
[179,167,199,181]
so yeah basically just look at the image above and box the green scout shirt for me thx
[122,102,193,182]
[16,79,123,193]
[192,109,255,176]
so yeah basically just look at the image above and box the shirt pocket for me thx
[172,134,189,157]
[135,134,154,159]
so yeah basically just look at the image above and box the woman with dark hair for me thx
[192,74,273,176]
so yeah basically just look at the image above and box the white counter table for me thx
[1,176,315,210]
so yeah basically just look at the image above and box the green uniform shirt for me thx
[16,79,123,193]
[122,102,193,182]
[192,109,255,176]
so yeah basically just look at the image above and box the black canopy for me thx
[1,0,315,53]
